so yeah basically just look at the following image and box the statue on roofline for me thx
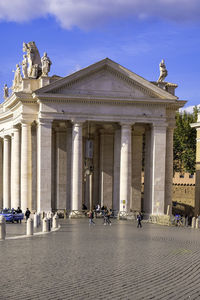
[157,59,168,82]
[3,84,9,99]
[41,52,52,76]
[23,41,42,78]
[12,64,22,90]
[21,54,28,79]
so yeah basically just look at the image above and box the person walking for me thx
[25,208,31,222]
[88,210,95,226]
[16,206,22,223]
[137,212,142,228]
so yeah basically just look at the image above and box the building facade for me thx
[0,43,186,214]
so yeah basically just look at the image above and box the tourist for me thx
[16,206,22,223]
[25,208,31,221]
[137,212,142,228]
[88,210,95,225]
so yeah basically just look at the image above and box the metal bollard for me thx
[34,213,38,228]
[43,217,50,232]
[192,217,196,228]
[26,218,33,236]
[196,218,199,229]
[53,215,59,229]
[0,216,6,240]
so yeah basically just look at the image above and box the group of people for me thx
[88,206,112,226]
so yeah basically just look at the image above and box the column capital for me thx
[120,122,134,129]
[71,119,85,126]
[38,118,53,127]
[151,122,168,129]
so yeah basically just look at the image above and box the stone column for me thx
[113,128,121,211]
[150,124,167,215]
[11,126,20,209]
[66,125,72,210]
[99,129,114,209]
[131,127,144,212]
[0,139,3,209]
[165,126,174,215]
[37,119,52,212]
[55,124,67,210]
[195,128,200,215]
[71,121,83,211]
[3,135,11,209]
[119,123,132,212]
[21,122,32,212]
[143,127,151,215]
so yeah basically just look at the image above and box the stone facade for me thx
[0,43,186,214]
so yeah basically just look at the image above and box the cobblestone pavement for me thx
[1,219,200,300]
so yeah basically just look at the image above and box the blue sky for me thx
[0,0,200,110]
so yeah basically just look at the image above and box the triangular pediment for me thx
[35,58,177,100]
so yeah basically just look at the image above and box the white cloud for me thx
[0,0,200,29]
[179,105,200,114]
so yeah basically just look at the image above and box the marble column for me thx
[37,119,52,212]
[99,129,114,209]
[165,126,174,215]
[71,122,83,211]
[113,128,121,211]
[150,124,167,215]
[21,122,32,212]
[195,128,200,215]
[143,127,151,215]
[11,126,20,209]
[131,127,144,212]
[66,125,72,210]
[3,135,11,209]
[55,124,67,210]
[119,123,132,212]
[0,139,3,209]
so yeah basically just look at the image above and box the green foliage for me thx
[173,107,198,174]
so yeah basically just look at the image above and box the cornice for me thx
[34,92,185,109]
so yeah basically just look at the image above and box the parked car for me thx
[0,209,24,223]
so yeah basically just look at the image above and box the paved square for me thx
[1,219,200,299]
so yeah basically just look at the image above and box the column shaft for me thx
[3,136,11,209]
[113,129,120,211]
[11,127,20,209]
[131,129,143,212]
[21,123,32,211]
[71,122,83,211]
[150,125,167,215]
[37,120,52,212]
[143,128,151,214]
[165,127,174,214]
[119,124,132,212]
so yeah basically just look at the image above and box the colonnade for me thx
[0,119,173,215]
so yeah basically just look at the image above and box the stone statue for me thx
[41,52,52,76]
[23,41,42,78]
[21,55,28,79]
[12,64,22,89]
[3,84,9,98]
[158,59,168,82]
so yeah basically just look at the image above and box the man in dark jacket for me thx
[137,213,142,228]
[25,208,31,221]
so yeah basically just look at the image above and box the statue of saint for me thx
[21,55,28,78]
[3,84,9,98]
[157,59,168,82]
[41,52,52,76]
[23,41,42,78]
[13,64,22,89]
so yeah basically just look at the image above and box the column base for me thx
[69,210,87,219]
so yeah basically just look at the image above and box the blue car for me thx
[0,209,24,223]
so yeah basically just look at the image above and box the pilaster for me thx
[165,126,174,214]
[113,127,121,211]
[150,124,167,215]
[11,126,20,209]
